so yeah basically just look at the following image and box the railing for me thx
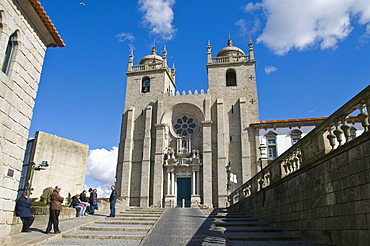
[211,55,250,64]
[229,85,370,206]
[131,63,165,72]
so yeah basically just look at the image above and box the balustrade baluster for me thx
[334,121,344,146]
[327,126,337,150]
[340,117,352,143]
[357,104,369,132]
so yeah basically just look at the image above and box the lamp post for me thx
[26,161,49,195]
[225,162,231,206]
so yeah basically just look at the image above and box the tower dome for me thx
[140,47,163,64]
[216,39,245,57]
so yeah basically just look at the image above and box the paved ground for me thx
[7,205,128,246]
[8,207,229,246]
[141,208,229,246]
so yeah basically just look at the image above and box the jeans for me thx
[74,205,85,216]
[89,203,98,214]
[109,200,116,217]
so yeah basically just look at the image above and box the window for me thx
[142,76,150,93]
[174,115,197,136]
[290,129,302,145]
[265,131,277,160]
[2,32,17,75]
[226,69,236,86]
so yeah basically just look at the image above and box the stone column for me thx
[140,105,152,207]
[192,170,196,195]
[119,106,135,206]
[216,98,228,207]
[201,97,213,208]
[196,170,200,195]
[239,97,252,183]
[167,171,171,195]
[153,123,166,207]
[171,171,175,195]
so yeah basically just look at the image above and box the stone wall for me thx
[231,132,369,246]
[0,1,47,244]
[28,131,89,200]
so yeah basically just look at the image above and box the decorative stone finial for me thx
[151,47,157,55]
[162,45,167,57]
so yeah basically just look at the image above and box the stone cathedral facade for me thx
[116,39,260,208]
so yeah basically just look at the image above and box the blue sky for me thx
[29,0,370,196]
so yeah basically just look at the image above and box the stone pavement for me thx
[141,208,229,246]
[7,205,128,246]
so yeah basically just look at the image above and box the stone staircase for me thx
[205,208,316,246]
[40,207,165,246]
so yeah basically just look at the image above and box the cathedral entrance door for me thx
[177,178,191,207]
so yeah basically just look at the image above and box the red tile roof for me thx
[29,0,65,47]
[259,117,328,124]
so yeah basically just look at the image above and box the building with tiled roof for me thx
[0,1,64,243]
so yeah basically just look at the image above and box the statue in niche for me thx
[192,149,199,158]
[167,147,175,159]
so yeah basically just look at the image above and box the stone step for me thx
[224,231,303,241]
[126,208,165,212]
[220,226,283,233]
[40,238,141,246]
[232,240,317,246]
[116,213,160,217]
[80,225,150,231]
[118,211,162,215]
[213,221,270,227]
[107,216,158,221]
[211,217,259,222]
[209,213,253,218]
[63,230,146,240]
[97,220,156,225]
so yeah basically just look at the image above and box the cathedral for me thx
[116,39,260,208]
[115,36,364,209]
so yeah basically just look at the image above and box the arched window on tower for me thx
[2,31,18,75]
[142,76,150,93]
[226,69,236,86]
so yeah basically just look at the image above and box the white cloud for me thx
[116,32,135,42]
[236,18,261,38]
[264,65,277,74]
[139,0,176,40]
[247,0,370,55]
[86,147,118,186]
[245,2,263,12]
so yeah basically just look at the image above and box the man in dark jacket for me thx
[15,192,34,232]
[107,185,117,217]
[89,189,98,214]
[45,186,64,234]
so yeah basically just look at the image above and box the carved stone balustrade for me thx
[229,85,370,206]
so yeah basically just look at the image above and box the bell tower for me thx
[116,47,176,207]
[206,39,259,207]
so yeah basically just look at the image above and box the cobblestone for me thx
[141,208,228,246]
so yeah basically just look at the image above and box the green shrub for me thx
[32,201,48,207]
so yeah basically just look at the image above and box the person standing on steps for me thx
[107,185,117,217]
[45,186,64,234]
[15,191,34,232]
[89,188,98,214]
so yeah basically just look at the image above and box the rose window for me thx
[174,116,197,136]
